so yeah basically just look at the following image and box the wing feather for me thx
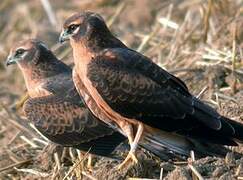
[23,94,126,156]
[87,48,233,135]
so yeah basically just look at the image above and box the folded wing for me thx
[23,94,126,156]
[87,48,238,145]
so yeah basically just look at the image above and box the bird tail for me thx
[222,117,243,143]
[140,130,191,160]
[139,127,231,160]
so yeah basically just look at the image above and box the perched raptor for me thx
[59,12,243,168]
[5,39,126,157]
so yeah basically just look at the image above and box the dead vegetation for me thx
[0,0,242,179]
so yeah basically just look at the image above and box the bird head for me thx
[59,11,125,52]
[6,39,49,68]
[6,39,71,97]
[59,12,108,44]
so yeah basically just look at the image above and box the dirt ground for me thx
[0,0,242,179]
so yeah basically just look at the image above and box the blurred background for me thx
[0,0,242,179]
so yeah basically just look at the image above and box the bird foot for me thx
[116,151,138,170]
[86,166,93,172]
[86,155,93,172]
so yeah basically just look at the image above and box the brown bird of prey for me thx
[59,12,243,168]
[5,39,126,157]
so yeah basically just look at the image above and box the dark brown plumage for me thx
[6,39,126,157]
[59,12,243,167]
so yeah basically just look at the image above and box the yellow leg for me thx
[117,122,144,170]
[87,154,93,171]
[14,93,29,110]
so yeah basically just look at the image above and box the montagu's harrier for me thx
[59,12,243,168]
[6,39,126,157]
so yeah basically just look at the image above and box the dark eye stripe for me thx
[68,24,79,33]
[15,48,25,56]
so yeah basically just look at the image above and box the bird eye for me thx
[68,24,79,33]
[15,48,25,56]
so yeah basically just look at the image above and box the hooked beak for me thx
[59,29,70,44]
[5,55,17,66]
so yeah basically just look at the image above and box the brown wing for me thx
[85,48,238,145]
[23,95,126,156]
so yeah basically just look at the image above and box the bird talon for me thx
[116,151,138,170]
[86,155,93,172]
[130,152,138,164]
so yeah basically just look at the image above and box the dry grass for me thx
[0,0,243,179]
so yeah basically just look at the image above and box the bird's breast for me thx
[27,83,52,98]
[73,65,140,134]
[20,66,52,98]
[25,78,51,98]
[73,67,114,124]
